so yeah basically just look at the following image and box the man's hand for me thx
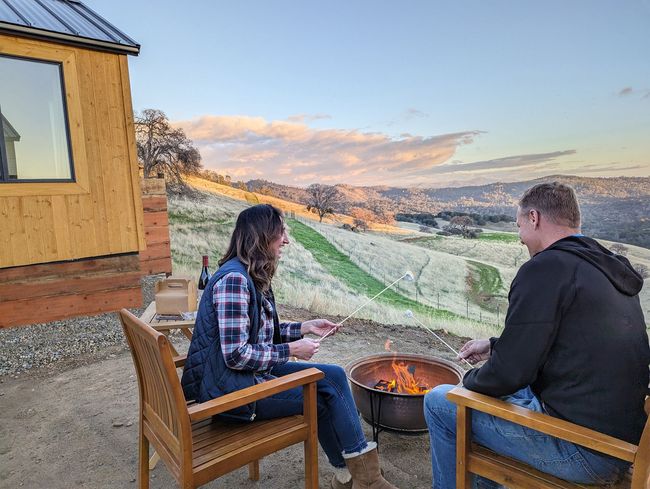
[288,338,320,360]
[301,319,339,338]
[458,339,491,364]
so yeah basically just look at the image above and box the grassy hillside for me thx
[167,178,650,333]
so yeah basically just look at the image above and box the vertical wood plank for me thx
[51,195,72,258]
[247,461,260,481]
[456,405,472,489]
[119,54,147,250]
[303,382,319,489]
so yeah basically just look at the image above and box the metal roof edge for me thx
[0,22,140,55]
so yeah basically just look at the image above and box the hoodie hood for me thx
[545,236,643,296]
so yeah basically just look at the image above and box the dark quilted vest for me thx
[180,258,263,421]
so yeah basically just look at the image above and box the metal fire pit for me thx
[346,353,463,441]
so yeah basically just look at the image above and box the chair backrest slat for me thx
[120,309,192,477]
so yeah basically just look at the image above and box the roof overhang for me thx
[0,22,140,55]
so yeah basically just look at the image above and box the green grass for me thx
[467,260,505,312]
[288,218,464,320]
[478,232,520,243]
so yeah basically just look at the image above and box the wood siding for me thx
[140,178,172,275]
[0,254,142,328]
[0,35,145,269]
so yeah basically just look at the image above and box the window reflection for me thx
[0,55,73,181]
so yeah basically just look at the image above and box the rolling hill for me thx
[246,175,650,248]
[167,177,650,338]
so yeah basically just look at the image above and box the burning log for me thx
[373,361,431,394]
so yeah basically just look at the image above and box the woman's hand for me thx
[288,338,320,360]
[457,339,491,364]
[301,319,339,338]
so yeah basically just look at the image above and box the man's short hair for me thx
[518,182,581,228]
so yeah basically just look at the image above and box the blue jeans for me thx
[424,384,629,489]
[255,362,367,468]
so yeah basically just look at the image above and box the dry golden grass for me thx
[175,178,650,329]
[185,175,410,234]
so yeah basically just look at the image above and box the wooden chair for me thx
[119,309,324,489]
[447,387,650,489]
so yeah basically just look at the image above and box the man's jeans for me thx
[424,384,629,489]
[255,362,367,468]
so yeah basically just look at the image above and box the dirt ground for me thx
[0,306,470,489]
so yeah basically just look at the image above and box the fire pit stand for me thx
[346,353,464,446]
[367,389,384,444]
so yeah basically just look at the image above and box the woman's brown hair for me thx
[219,204,285,293]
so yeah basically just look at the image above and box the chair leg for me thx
[248,460,260,481]
[139,433,150,489]
[456,405,472,489]
[304,437,319,489]
[303,383,319,489]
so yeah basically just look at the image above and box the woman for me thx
[181,204,397,489]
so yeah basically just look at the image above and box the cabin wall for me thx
[0,254,142,328]
[0,34,145,269]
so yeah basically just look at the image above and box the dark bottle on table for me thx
[198,255,211,291]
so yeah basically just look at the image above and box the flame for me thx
[389,360,430,394]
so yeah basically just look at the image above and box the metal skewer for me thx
[404,310,473,369]
[318,271,414,342]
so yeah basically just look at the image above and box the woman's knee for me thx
[317,363,348,385]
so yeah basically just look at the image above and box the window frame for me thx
[0,53,76,184]
[0,37,89,197]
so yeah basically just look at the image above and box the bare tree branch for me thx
[306,184,342,222]
[134,109,202,190]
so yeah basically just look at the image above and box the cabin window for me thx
[0,55,74,183]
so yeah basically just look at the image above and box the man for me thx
[424,182,649,489]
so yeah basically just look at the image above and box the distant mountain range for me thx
[246,175,650,248]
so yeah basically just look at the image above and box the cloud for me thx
[175,114,483,186]
[619,87,634,96]
[423,150,577,175]
[386,107,429,127]
[285,113,332,123]
[404,108,429,119]
[618,86,650,98]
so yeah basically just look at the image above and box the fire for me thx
[374,360,431,394]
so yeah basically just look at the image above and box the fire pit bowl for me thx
[345,353,464,433]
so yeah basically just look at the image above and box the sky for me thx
[85,0,650,188]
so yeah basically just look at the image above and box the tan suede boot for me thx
[343,443,398,489]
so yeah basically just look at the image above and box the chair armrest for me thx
[173,354,186,368]
[187,367,324,422]
[446,386,637,463]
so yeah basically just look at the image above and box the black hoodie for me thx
[463,236,650,444]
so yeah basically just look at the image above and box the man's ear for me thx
[529,209,540,229]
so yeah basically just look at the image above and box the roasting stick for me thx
[404,310,473,369]
[318,271,414,342]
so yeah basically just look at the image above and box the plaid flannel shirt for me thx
[214,272,302,382]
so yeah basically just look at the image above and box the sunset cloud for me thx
[423,150,577,175]
[175,115,482,186]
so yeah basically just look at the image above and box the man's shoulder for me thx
[518,249,577,278]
